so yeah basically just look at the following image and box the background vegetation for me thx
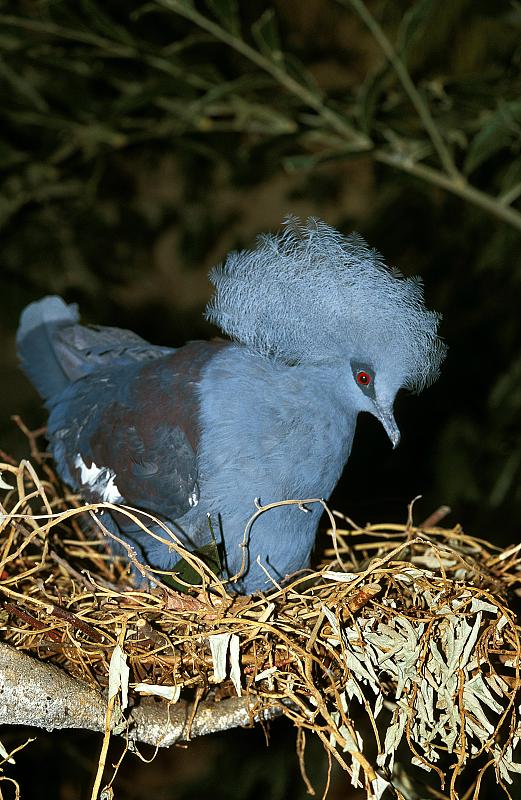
[1,0,520,797]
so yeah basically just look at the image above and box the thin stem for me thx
[499,181,521,207]
[374,149,521,232]
[157,0,370,150]
[339,0,461,180]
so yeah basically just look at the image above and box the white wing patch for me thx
[74,453,123,503]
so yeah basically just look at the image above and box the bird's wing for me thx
[53,320,174,380]
[49,341,227,521]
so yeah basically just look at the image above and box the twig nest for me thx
[1,450,521,799]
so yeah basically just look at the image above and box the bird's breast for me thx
[196,347,357,507]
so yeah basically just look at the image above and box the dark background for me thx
[1,0,520,797]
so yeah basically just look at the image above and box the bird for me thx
[16,217,446,594]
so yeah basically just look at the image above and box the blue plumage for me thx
[16,218,446,593]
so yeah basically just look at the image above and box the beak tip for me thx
[374,404,400,449]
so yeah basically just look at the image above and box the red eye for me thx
[356,370,372,386]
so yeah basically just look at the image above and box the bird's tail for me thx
[16,296,80,405]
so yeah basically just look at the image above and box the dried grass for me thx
[1,424,521,800]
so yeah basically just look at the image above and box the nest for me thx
[1,424,521,800]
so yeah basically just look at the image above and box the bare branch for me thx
[0,643,279,746]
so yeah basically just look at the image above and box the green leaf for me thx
[0,57,49,113]
[498,159,521,205]
[396,0,436,60]
[251,9,282,63]
[80,0,136,45]
[464,100,521,176]
[357,64,391,135]
[161,539,222,592]
[283,145,363,173]
[205,0,240,35]
[225,97,297,133]
[190,73,274,105]
[283,153,324,172]
[0,140,27,170]
[0,32,22,51]
[282,53,321,95]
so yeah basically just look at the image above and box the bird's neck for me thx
[211,343,355,413]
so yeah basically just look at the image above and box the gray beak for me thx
[375,406,401,449]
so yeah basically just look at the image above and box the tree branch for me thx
[339,0,460,180]
[374,149,521,232]
[0,643,279,746]
[157,0,370,149]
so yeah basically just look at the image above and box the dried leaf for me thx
[229,633,242,697]
[108,644,129,711]
[209,632,231,683]
[0,738,15,764]
[134,683,181,702]
[0,472,13,490]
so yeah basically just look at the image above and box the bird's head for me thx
[206,216,446,447]
[347,361,401,448]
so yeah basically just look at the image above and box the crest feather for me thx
[206,217,446,391]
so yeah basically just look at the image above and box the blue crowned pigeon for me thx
[16,218,446,593]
